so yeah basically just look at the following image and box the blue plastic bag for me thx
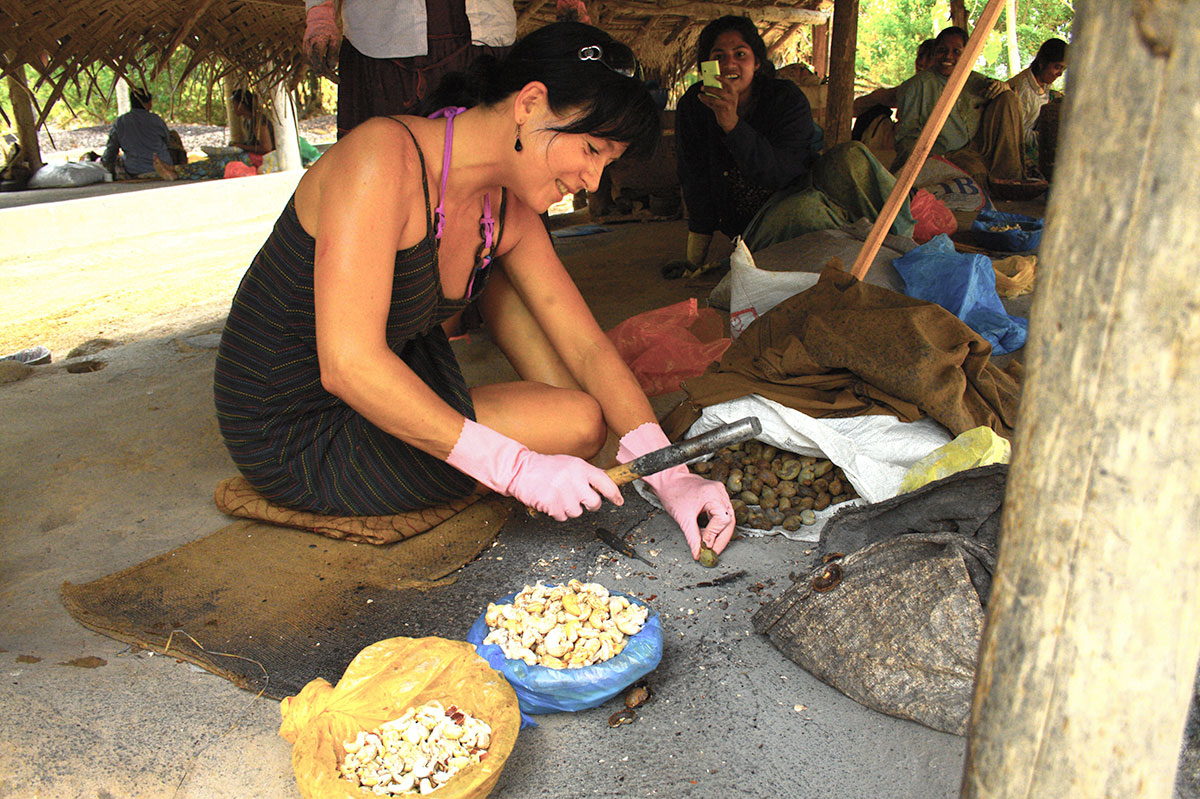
[467,588,663,715]
[893,234,1028,355]
[971,208,1043,252]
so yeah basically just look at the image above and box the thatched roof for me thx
[2,0,831,125]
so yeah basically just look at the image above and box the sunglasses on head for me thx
[578,45,643,80]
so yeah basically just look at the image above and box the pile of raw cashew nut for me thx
[690,440,858,531]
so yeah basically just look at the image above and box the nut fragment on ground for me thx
[482,579,649,669]
[339,700,492,795]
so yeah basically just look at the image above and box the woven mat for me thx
[60,494,512,699]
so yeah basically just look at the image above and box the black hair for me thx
[1032,38,1068,72]
[696,16,775,81]
[916,38,936,62]
[129,87,152,110]
[421,22,659,160]
[936,26,969,46]
[230,89,257,111]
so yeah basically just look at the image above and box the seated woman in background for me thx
[1008,37,1067,167]
[893,26,1031,192]
[851,38,935,164]
[101,87,174,179]
[671,15,912,276]
[155,90,272,180]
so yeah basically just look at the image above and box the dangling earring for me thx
[514,124,523,152]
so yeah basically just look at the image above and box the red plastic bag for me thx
[910,188,958,243]
[605,298,731,396]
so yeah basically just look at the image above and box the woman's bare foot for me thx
[153,154,178,181]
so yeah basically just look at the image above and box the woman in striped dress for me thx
[214,22,736,561]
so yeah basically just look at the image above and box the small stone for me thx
[67,338,119,359]
[0,360,33,384]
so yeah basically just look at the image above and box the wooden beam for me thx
[962,0,1200,790]
[1005,0,1020,75]
[824,0,858,146]
[767,24,803,59]
[5,66,43,172]
[950,0,968,29]
[849,0,1005,280]
[518,0,550,26]
[665,3,829,26]
[153,0,216,79]
[812,21,830,79]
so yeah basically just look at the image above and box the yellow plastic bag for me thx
[279,637,521,799]
[992,254,1037,298]
[899,426,1011,494]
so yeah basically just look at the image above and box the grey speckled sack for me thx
[752,465,1006,736]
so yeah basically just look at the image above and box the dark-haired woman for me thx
[1008,38,1067,159]
[673,15,912,272]
[214,22,735,561]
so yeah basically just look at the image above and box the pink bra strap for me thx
[427,106,466,241]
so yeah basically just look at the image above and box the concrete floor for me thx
[0,178,1189,798]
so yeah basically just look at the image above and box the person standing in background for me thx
[302,0,518,138]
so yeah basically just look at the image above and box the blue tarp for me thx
[893,234,1028,355]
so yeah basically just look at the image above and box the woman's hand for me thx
[447,419,623,521]
[618,423,736,559]
[698,78,741,133]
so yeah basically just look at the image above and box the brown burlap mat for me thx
[60,494,512,699]
[213,476,490,545]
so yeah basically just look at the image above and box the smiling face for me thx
[933,33,967,77]
[519,119,628,213]
[707,30,760,99]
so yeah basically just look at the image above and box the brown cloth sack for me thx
[215,476,489,546]
[665,263,1023,440]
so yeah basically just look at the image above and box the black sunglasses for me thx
[578,45,643,80]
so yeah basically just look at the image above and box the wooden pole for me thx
[824,0,858,146]
[950,0,969,29]
[1005,0,1020,76]
[961,1,1200,797]
[849,0,1005,280]
[812,21,830,80]
[5,66,43,171]
[269,82,302,172]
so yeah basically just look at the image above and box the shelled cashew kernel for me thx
[339,701,491,795]
[482,580,648,669]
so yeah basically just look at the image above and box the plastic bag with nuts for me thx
[467,584,663,715]
[279,637,521,799]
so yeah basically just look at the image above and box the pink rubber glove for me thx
[446,419,623,521]
[303,1,341,76]
[618,422,736,560]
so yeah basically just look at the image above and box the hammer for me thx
[607,416,762,485]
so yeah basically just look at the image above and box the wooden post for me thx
[824,0,858,146]
[269,82,302,172]
[950,0,968,29]
[812,21,830,80]
[1005,0,1020,76]
[5,66,43,171]
[961,1,1200,797]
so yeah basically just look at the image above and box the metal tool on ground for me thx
[596,526,654,567]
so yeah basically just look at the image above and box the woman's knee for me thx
[559,390,607,458]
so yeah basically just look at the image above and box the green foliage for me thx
[8,47,334,130]
[856,0,1073,88]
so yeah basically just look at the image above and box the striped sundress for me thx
[213,118,505,515]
